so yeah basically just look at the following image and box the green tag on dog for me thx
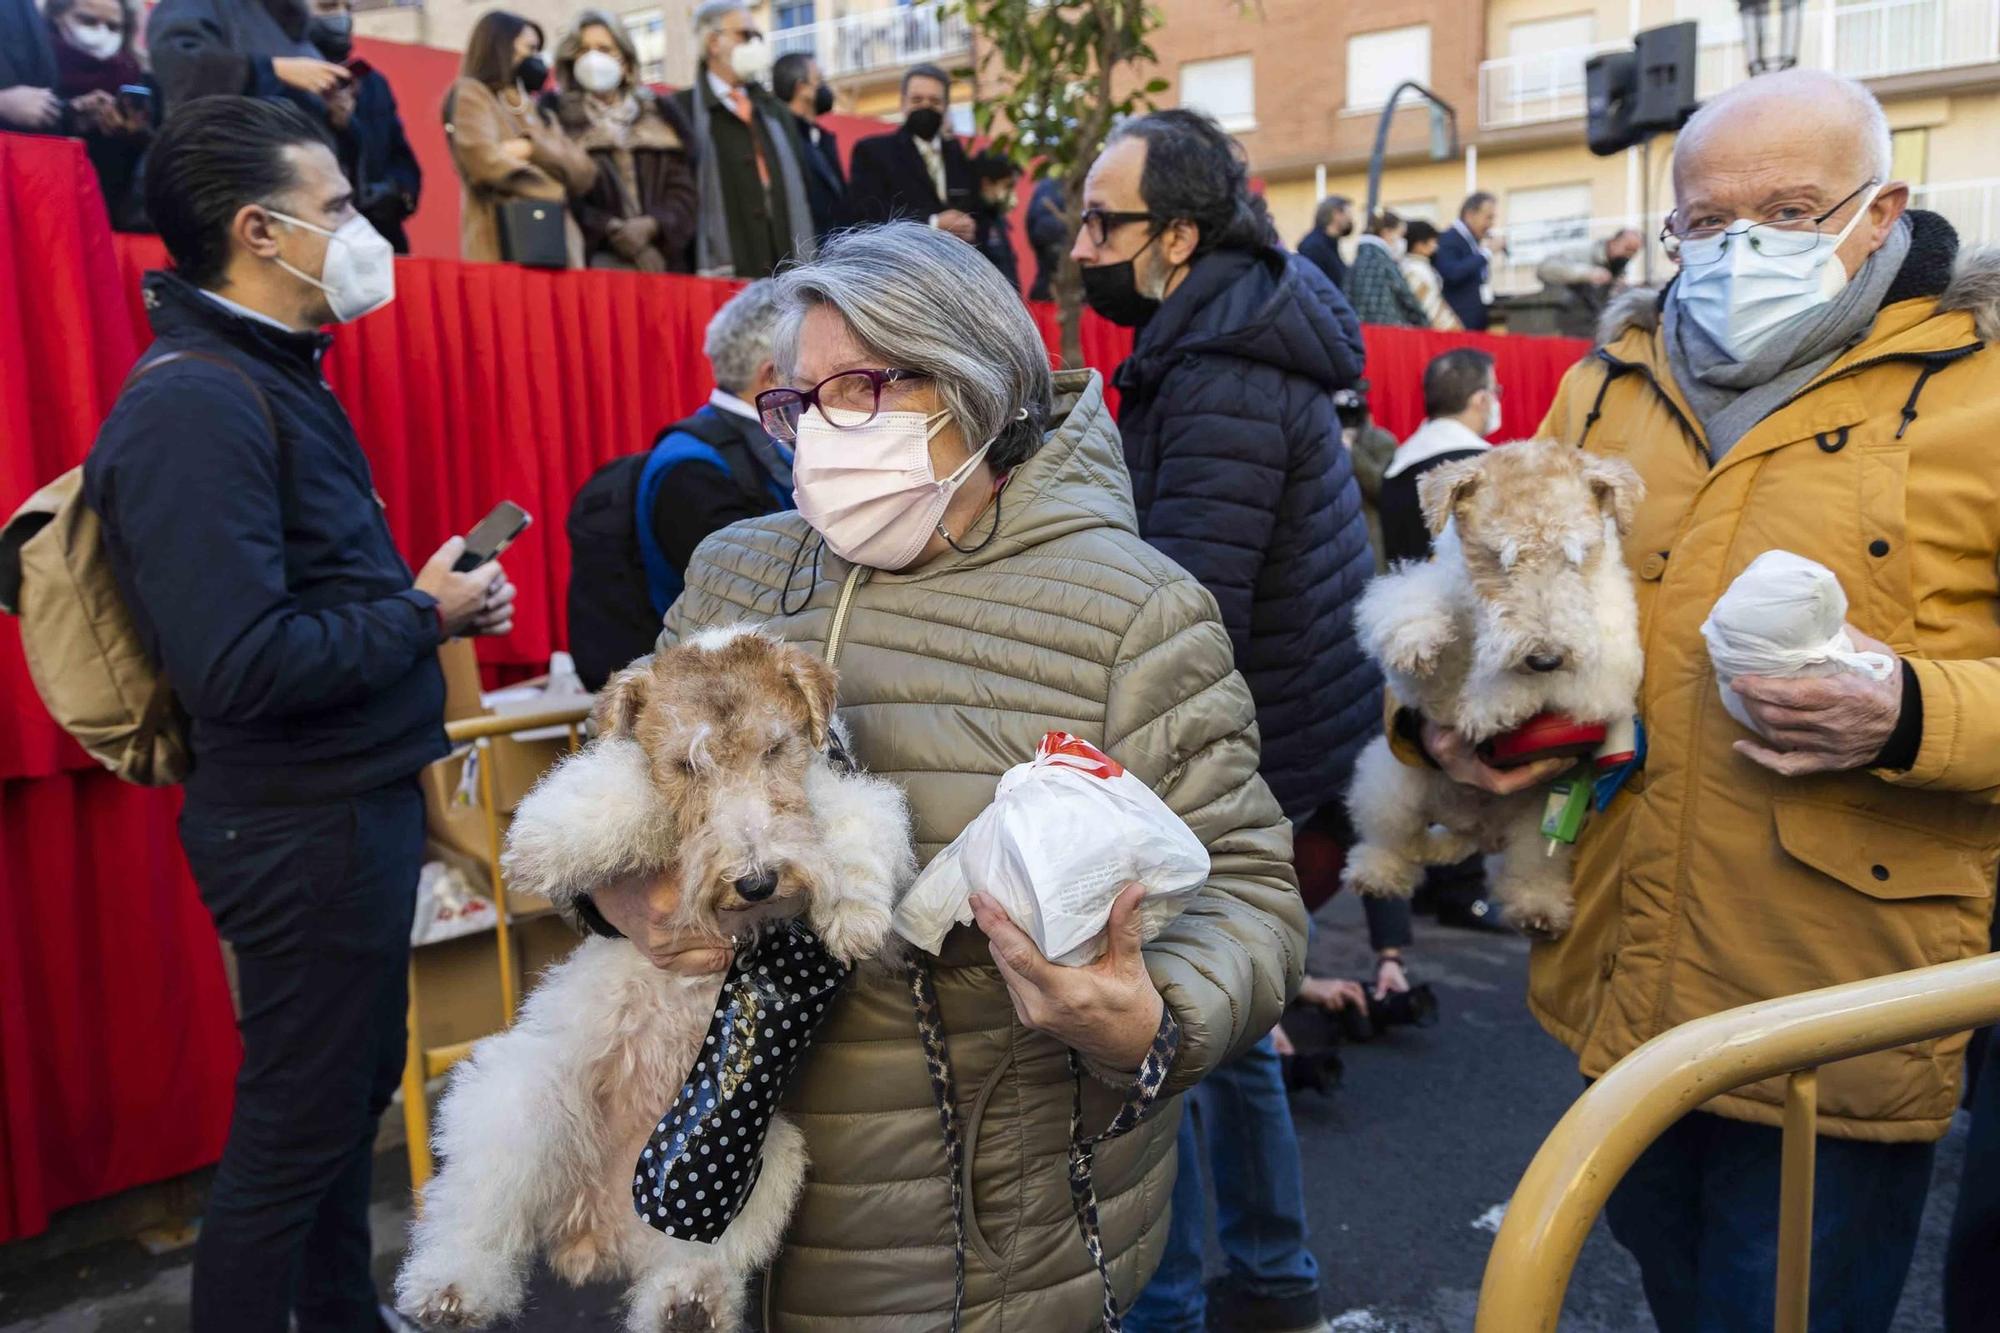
[1541,778,1590,845]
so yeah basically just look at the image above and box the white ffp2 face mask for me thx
[266,210,396,323]
[730,36,774,83]
[791,408,991,571]
[1671,184,1881,361]
[1483,393,1502,437]
[64,18,122,60]
[574,49,625,94]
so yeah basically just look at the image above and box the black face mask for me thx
[1081,231,1168,328]
[813,83,835,117]
[308,13,352,61]
[1605,252,1631,280]
[1336,218,1354,238]
[515,54,549,92]
[903,106,943,141]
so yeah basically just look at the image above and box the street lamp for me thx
[1364,83,1460,224]
[1737,0,1805,75]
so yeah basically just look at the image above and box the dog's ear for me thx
[1417,456,1483,538]
[592,661,653,739]
[782,651,838,751]
[1579,453,1645,535]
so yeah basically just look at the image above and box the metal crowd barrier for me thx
[1477,951,2000,1332]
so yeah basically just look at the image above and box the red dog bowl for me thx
[1480,712,1609,769]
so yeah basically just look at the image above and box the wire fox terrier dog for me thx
[1342,439,1644,939]
[395,627,915,1333]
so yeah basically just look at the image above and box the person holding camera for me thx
[82,97,514,1332]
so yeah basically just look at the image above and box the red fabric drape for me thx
[0,130,1590,1241]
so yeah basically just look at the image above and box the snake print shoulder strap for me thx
[906,957,1182,1332]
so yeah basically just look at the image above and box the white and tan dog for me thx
[395,627,915,1333]
[1343,439,1644,938]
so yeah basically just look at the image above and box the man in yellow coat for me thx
[1408,68,1999,1329]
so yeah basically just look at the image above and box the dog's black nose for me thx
[1526,652,1566,673]
[734,870,779,902]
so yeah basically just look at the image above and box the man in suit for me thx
[773,50,844,240]
[671,0,815,279]
[844,62,976,244]
[1296,193,1352,292]
[1434,190,1499,331]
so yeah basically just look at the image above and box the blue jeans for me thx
[1126,1035,1319,1333]
[1603,1109,1934,1333]
[1946,1025,2000,1331]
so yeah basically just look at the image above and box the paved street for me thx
[0,891,1967,1331]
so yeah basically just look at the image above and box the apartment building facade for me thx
[1143,0,2000,292]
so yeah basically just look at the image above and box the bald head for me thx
[1670,68,1906,281]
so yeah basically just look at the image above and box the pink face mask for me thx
[791,407,992,571]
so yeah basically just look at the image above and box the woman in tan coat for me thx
[443,11,596,267]
[588,223,1306,1330]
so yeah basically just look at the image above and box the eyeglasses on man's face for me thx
[1078,207,1158,248]
[1661,178,1879,267]
[756,368,930,443]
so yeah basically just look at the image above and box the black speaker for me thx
[1585,20,1700,157]
[1633,20,1699,134]
[1585,48,1638,156]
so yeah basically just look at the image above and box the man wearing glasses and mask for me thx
[1398,67,2000,1330]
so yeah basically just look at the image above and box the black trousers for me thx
[181,781,423,1333]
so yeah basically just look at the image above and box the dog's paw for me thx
[630,1261,740,1333]
[400,1284,495,1330]
[1340,844,1422,899]
[1374,612,1456,679]
[815,897,893,965]
[1497,887,1574,941]
[395,1247,523,1330]
[660,1295,721,1333]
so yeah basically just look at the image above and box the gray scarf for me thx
[690,75,816,279]
[1664,215,1911,459]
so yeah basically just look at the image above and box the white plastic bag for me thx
[893,732,1211,966]
[1701,550,1896,737]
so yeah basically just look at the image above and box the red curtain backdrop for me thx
[0,130,1589,1242]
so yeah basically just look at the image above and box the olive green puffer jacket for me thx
[658,369,1304,1331]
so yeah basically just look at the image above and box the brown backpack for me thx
[0,351,273,786]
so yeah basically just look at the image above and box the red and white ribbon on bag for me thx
[1034,732,1126,779]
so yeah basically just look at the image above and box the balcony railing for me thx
[1479,42,1626,130]
[1478,0,2000,131]
[771,0,973,80]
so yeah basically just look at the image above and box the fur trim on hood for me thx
[1595,211,2000,347]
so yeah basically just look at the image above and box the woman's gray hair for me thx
[704,278,783,397]
[772,223,1055,471]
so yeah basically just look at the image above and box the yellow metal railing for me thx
[1477,951,2000,1333]
[402,701,594,1188]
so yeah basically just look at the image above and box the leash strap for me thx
[907,958,1181,1332]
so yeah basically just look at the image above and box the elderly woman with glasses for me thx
[584,222,1303,1331]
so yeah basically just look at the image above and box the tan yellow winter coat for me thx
[1525,227,2000,1142]
[658,369,1306,1329]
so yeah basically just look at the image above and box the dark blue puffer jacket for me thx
[1114,245,1382,821]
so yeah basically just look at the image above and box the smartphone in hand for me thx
[454,501,532,572]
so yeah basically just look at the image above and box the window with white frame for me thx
[1507,13,1596,97]
[1346,24,1430,110]
[625,7,668,85]
[1675,0,1743,42]
[1503,182,1596,267]
[1179,54,1256,132]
